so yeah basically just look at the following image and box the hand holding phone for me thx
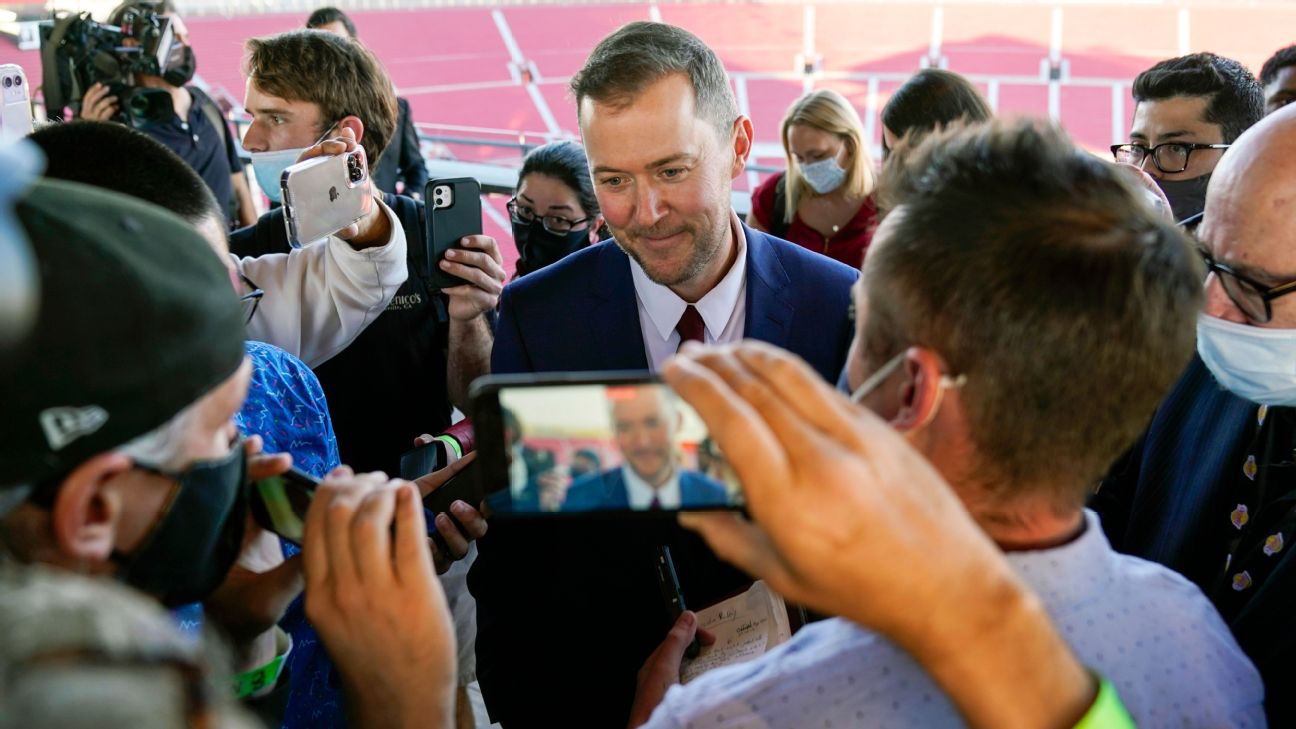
[424,177,482,289]
[0,65,34,141]
[281,148,373,248]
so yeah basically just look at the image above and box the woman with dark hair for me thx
[508,140,607,277]
[881,69,992,158]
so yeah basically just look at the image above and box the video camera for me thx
[38,5,178,126]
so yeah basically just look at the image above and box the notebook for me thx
[681,580,793,684]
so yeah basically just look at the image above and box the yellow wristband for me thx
[1074,675,1136,729]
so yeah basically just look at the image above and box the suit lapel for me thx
[589,243,651,370]
[742,225,795,350]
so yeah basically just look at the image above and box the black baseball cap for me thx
[0,177,245,494]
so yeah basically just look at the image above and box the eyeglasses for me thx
[1197,245,1296,324]
[507,197,593,234]
[239,273,264,325]
[1110,142,1230,174]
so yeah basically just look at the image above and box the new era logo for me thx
[40,406,109,451]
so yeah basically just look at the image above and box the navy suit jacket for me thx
[1094,354,1296,725]
[562,468,729,512]
[471,224,857,728]
[491,223,857,381]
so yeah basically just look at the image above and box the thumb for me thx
[657,611,700,669]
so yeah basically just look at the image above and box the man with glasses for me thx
[1096,103,1296,726]
[1112,52,1263,222]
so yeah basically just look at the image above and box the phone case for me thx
[424,177,482,289]
[0,65,33,142]
[281,151,373,248]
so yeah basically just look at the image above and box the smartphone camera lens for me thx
[3,77,11,89]
[346,153,364,183]
[12,76,20,87]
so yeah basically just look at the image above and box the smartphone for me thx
[0,65,33,142]
[281,150,373,248]
[249,467,319,546]
[470,372,745,518]
[423,457,485,516]
[424,177,481,289]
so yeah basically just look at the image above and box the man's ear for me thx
[729,115,754,179]
[50,452,134,564]
[337,115,365,146]
[889,347,948,432]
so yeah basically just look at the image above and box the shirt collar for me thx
[629,212,748,344]
[621,464,681,509]
[1005,509,1116,611]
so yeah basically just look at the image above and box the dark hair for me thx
[868,119,1203,507]
[1132,53,1263,143]
[881,69,991,155]
[1261,45,1296,87]
[570,22,738,136]
[30,121,221,226]
[517,141,606,235]
[305,6,357,38]
[245,30,397,167]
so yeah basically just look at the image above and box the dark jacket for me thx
[371,98,429,198]
[471,224,857,728]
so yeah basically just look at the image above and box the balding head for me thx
[1200,104,1296,327]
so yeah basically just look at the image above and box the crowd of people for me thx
[2,3,1296,728]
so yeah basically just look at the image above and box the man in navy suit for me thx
[469,22,856,728]
[562,385,727,512]
[1095,104,1296,726]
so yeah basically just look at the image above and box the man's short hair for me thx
[244,30,397,168]
[305,6,357,38]
[1132,52,1263,143]
[1261,44,1296,87]
[570,22,738,137]
[869,119,1203,506]
[29,121,221,226]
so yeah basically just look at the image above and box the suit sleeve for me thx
[236,198,408,367]
[397,99,429,195]
[490,285,531,375]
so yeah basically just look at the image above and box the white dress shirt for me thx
[645,509,1266,729]
[622,465,681,509]
[630,213,748,371]
[234,197,408,368]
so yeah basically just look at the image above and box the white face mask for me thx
[1197,312,1296,406]
[799,156,847,195]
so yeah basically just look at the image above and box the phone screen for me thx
[480,379,742,515]
[250,469,317,544]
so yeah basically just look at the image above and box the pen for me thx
[655,545,701,659]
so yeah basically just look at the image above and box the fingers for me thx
[393,482,436,589]
[247,452,293,482]
[302,466,347,593]
[459,235,504,266]
[350,485,399,588]
[414,433,435,446]
[295,127,359,164]
[415,450,477,498]
[440,252,505,294]
[450,501,488,539]
[433,512,470,559]
[697,626,717,648]
[656,611,700,674]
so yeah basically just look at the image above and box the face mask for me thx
[161,43,196,88]
[249,123,337,205]
[113,444,249,607]
[1197,313,1296,406]
[513,220,590,276]
[849,351,967,432]
[1157,174,1211,223]
[799,157,847,195]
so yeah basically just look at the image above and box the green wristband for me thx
[1074,676,1136,729]
[233,628,292,699]
[434,434,463,460]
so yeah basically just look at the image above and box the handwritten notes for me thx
[680,580,791,684]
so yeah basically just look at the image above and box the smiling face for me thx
[580,73,751,300]
[609,387,679,487]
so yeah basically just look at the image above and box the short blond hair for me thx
[779,89,875,224]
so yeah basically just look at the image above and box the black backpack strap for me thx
[769,172,790,239]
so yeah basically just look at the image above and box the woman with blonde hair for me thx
[747,88,878,268]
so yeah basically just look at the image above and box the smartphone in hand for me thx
[281,150,373,248]
[424,177,482,289]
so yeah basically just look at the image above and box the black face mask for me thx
[513,220,590,277]
[161,43,197,88]
[113,444,248,607]
[1157,174,1211,223]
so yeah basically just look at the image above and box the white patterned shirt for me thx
[645,510,1266,729]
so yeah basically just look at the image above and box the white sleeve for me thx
[234,198,408,367]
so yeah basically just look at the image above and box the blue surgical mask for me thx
[1197,313,1296,406]
[799,157,847,195]
[247,123,337,204]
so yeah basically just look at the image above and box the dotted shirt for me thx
[646,510,1265,729]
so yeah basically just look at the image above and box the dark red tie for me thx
[676,305,706,351]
